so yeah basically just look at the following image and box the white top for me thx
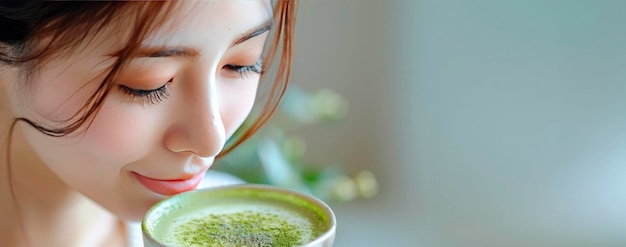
[125,171,245,247]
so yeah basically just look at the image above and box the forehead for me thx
[141,0,273,49]
[32,0,272,73]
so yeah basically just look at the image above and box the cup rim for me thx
[142,183,337,247]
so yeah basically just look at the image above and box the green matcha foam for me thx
[143,186,333,247]
[156,203,318,247]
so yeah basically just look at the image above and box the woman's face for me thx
[3,0,271,220]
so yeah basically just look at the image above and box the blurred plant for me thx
[213,85,378,202]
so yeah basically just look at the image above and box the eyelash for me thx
[224,60,263,79]
[118,78,172,106]
[119,61,262,105]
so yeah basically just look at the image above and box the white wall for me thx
[292,0,626,246]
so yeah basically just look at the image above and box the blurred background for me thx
[218,0,626,246]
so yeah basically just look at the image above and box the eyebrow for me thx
[137,19,274,58]
[232,18,273,46]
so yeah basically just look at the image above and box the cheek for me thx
[80,102,160,163]
[15,100,156,196]
[26,99,159,170]
[219,80,259,137]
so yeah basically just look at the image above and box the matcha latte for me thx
[142,185,336,247]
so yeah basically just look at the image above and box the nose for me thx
[164,70,226,158]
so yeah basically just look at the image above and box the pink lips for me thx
[132,172,204,196]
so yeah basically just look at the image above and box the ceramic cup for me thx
[142,184,336,247]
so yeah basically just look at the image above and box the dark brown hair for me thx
[0,0,297,157]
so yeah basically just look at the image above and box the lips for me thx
[132,172,204,196]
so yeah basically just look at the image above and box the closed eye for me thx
[223,60,262,79]
[118,78,173,105]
